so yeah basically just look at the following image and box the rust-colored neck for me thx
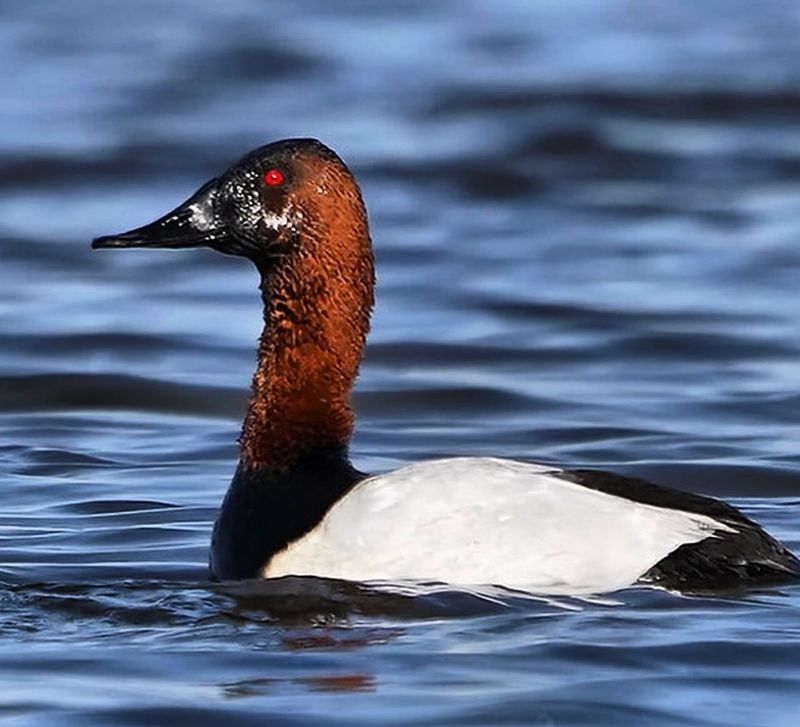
[238,186,374,471]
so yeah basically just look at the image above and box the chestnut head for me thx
[93,138,368,268]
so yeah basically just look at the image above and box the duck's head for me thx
[92,138,371,272]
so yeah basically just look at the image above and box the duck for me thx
[93,138,800,595]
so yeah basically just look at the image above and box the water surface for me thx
[2,1,800,724]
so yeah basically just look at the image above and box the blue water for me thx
[2,1,800,724]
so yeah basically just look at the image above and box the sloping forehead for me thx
[235,138,344,170]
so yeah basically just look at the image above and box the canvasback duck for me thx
[93,138,800,594]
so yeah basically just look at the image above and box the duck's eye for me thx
[263,169,285,187]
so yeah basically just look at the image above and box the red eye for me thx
[263,169,285,187]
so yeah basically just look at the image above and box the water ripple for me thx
[3,1,800,724]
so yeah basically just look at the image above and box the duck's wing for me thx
[564,468,800,592]
[262,457,796,594]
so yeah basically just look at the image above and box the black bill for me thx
[92,178,224,250]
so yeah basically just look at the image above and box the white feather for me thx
[263,457,732,594]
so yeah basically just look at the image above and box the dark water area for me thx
[2,0,800,724]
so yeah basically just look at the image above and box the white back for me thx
[264,458,730,594]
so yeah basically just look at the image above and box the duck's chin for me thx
[208,237,257,257]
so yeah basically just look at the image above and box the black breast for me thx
[210,449,364,581]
